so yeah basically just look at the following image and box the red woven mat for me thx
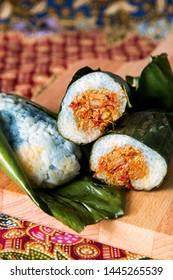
[0,31,156,99]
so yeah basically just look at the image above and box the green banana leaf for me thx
[36,176,125,232]
[0,124,40,207]
[111,111,173,164]
[126,53,173,112]
[0,94,125,233]
[166,112,173,132]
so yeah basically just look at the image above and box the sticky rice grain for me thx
[90,134,167,191]
[0,93,81,189]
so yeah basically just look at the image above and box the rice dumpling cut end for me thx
[57,72,128,144]
[90,134,167,191]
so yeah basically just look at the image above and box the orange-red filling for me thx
[69,89,122,132]
[95,145,148,187]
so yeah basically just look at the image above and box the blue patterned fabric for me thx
[0,1,173,40]
[0,214,19,228]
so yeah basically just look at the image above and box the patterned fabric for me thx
[0,0,173,41]
[0,30,157,98]
[0,214,146,260]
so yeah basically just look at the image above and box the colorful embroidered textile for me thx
[0,214,147,260]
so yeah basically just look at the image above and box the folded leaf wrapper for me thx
[0,93,125,233]
[114,111,173,165]
[126,53,173,112]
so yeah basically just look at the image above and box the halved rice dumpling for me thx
[57,67,130,144]
[90,112,173,191]
[0,93,81,189]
